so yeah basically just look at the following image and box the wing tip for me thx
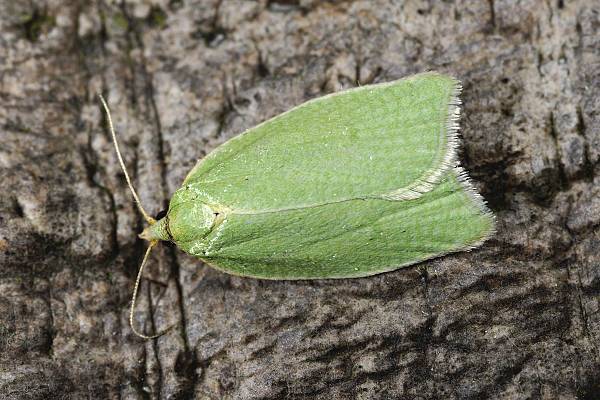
[453,165,497,248]
[432,76,497,247]
[382,75,463,200]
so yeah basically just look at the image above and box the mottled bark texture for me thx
[0,1,598,399]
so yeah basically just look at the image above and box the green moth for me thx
[99,72,495,338]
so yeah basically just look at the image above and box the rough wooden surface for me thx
[1,1,599,399]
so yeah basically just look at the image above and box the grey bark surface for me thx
[0,0,599,399]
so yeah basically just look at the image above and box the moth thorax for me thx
[167,200,216,243]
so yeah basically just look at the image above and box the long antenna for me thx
[98,94,156,226]
[98,95,175,339]
[129,241,176,339]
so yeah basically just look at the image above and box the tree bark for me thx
[0,1,598,399]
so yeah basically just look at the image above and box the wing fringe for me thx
[381,77,462,200]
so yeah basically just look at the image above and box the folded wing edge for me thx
[381,76,462,201]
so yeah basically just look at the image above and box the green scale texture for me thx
[152,73,495,279]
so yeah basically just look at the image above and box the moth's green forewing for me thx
[158,72,494,279]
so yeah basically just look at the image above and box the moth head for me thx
[139,187,216,244]
[138,217,169,242]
